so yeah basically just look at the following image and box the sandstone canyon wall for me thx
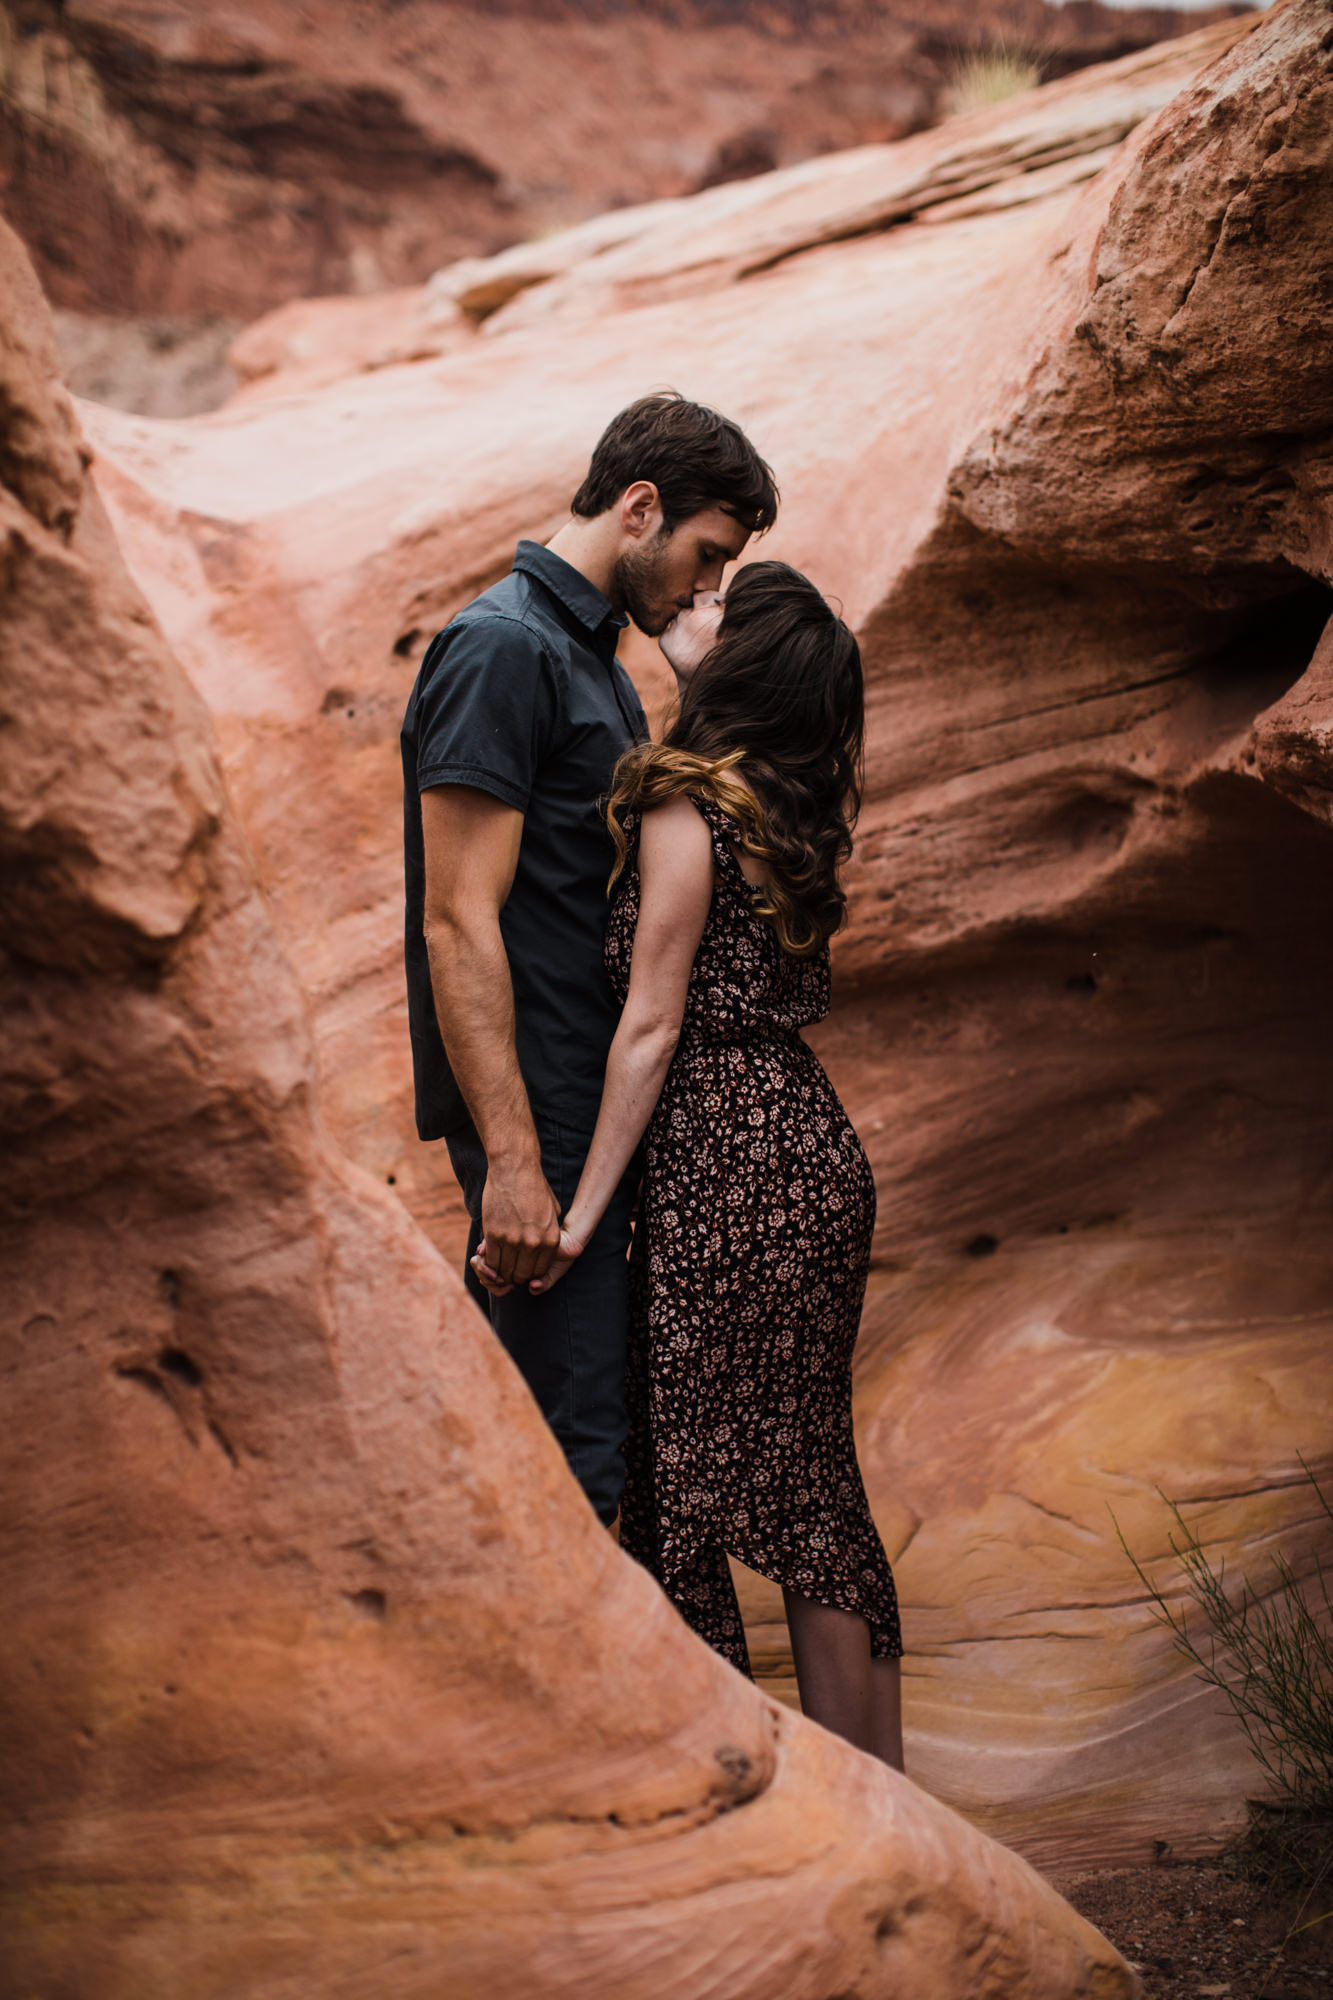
[75,0,1333,1874]
[2,0,1244,327]
[0,213,1142,1996]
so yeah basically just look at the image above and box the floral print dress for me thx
[607,793,902,1674]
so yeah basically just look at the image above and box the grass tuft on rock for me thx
[946,43,1044,117]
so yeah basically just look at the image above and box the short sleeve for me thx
[414,614,559,813]
[689,791,749,886]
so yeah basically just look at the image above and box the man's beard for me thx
[612,533,676,636]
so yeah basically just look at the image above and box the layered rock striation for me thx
[69,0,1333,1875]
[2,0,1245,325]
[0,213,1140,1996]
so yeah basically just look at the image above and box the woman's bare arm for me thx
[479,794,713,1296]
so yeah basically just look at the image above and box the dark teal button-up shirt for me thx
[402,541,648,1142]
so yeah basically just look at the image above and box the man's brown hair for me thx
[571,391,779,535]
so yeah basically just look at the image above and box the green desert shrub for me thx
[1117,1461,1333,1898]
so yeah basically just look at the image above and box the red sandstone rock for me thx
[222,18,1256,394]
[0,210,1140,1995]
[478,19,1256,334]
[1250,618,1333,827]
[77,0,1333,1874]
[1,0,1245,327]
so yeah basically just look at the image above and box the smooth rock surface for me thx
[0,214,1138,1999]
[77,0,1333,1872]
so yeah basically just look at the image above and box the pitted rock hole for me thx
[714,1745,752,1786]
[157,1347,202,1388]
[345,1588,387,1620]
[116,1363,171,1404]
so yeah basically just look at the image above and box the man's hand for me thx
[528,1224,585,1295]
[480,1156,562,1287]
[473,1219,582,1299]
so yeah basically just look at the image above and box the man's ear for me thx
[619,481,663,542]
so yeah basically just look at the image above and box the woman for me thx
[478,561,903,1767]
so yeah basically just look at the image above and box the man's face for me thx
[614,505,750,637]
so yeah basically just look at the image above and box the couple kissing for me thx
[402,392,903,1769]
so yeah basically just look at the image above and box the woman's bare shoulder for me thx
[639,790,715,868]
[635,791,715,938]
[642,789,713,827]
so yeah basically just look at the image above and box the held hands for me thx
[472,1222,586,1298]
[473,1158,561,1295]
[529,1224,584,1294]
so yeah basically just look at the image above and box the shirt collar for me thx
[513,540,627,649]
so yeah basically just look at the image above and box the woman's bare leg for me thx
[782,1587,874,1754]
[871,1655,905,1772]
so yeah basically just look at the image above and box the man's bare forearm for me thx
[424,909,539,1167]
[418,785,560,1286]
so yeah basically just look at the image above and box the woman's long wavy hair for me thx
[607,561,864,956]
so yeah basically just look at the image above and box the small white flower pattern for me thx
[609,795,902,1674]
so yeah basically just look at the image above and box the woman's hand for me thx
[470,1237,513,1296]
[528,1224,585,1295]
[471,1224,585,1298]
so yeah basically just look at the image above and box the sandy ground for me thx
[1052,1864,1333,2000]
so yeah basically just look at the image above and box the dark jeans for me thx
[446,1120,638,1526]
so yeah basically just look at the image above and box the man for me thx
[401,392,779,1525]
